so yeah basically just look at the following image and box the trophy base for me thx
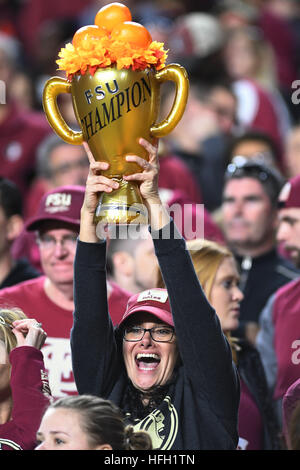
[93,180,148,225]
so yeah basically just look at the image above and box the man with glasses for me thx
[12,134,90,273]
[0,185,131,398]
[221,159,300,344]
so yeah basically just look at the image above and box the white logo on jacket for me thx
[41,337,76,397]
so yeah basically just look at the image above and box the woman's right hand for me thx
[11,319,47,350]
[82,142,119,216]
[80,142,121,242]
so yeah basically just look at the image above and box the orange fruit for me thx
[111,21,152,48]
[73,25,108,48]
[94,3,132,33]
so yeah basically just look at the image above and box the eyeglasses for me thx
[37,233,78,251]
[123,326,175,343]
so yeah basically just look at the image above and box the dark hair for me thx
[226,130,279,165]
[49,395,152,450]
[0,177,23,217]
[106,225,150,278]
[224,159,285,206]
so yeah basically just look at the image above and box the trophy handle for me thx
[150,64,189,138]
[42,77,83,145]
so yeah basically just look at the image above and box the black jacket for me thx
[235,249,300,338]
[71,220,240,450]
[0,258,41,289]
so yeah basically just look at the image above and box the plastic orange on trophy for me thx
[94,2,132,32]
[111,21,152,48]
[72,25,108,48]
[42,3,189,225]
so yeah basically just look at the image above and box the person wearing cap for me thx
[221,158,300,345]
[0,185,131,399]
[12,134,90,272]
[256,174,300,431]
[71,138,240,450]
[277,174,300,268]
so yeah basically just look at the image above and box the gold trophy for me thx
[42,4,189,225]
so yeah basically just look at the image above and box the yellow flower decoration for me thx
[56,35,168,79]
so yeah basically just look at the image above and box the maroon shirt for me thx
[282,378,300,448]
[0,102,51,197]
[159,153,203,204]
[166,189,225,243]
[0,277,131,398]
[273,278,300,400]
[238,379,264,450]
[259,8,298,89]
[0,346,51,451]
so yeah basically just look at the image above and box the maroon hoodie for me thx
[0,346,51,450]
[273,278,300,401]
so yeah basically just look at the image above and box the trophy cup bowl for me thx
[43,64,189,225]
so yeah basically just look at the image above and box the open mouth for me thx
[135,353,160,371]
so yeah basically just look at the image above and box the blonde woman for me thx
[0,307,51,450]
[157,238,281,450]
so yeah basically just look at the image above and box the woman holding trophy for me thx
[43,3,240,450]
[70,135,240,450]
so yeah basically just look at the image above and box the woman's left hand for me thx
[123,137,170,230]
[11,319,47,350]
[123,138,160,203]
